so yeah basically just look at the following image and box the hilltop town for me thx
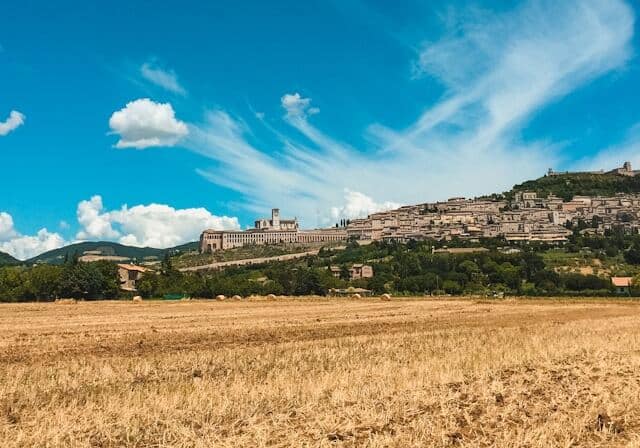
[201,162,640,250]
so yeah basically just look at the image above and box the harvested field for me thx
[1,297,640,447]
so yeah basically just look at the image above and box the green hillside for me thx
[509,173,640,201]
[27,240,199,265]
[0,251,19,266]
[167,241,200,254]
[26,241,194,265]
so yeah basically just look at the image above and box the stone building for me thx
[547,161,640,177]
[200,208,347,252]
[350,264,373,280]
[117,264,149,291]
[329,264,374,280]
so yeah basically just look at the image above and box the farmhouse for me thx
[117,264,149,292]
[329,264,374,280]
[350,264,373,280]
[611,277,633,295]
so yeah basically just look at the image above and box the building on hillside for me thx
[350,264,373,280]
[254,208,299,231]
[611,277,633,295]
[200,208,347,252]
[79,250,129,263]
[433,247,490,255]
[547,161,640,177]
[117,264,149,291]
[608,161,640,177]
[329,264,374,280]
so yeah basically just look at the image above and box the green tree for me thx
[442,279,462,294]
[28,265,63,301]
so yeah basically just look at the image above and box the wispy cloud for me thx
[141,62,187,96]
[154,0,632,226]
[0,110,25,136]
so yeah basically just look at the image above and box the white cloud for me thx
[76,196,120,240]
[190,0,633,226]
[0,212,18,240]
[141,62,187,95]
[0,229,66,261]
[281,93,319,118]
[75,195,240,248]
[0,212,65,260]
[108,98,188,149]
[0,110,25,136]
[331,190,400,220]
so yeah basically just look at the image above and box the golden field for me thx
[1,297,640,447]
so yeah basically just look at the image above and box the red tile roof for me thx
[611,277,633,287]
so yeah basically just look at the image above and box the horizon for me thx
[9,159,639,262]
[2,0,640,259]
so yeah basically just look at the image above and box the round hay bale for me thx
[55,298,77,305]
[352,293,362,299]
[266,294,277,300]
[381,293,392,301]
[132,296,143,303]
[215,294,226,301]
[231,295,242,301]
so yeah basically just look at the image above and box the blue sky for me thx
[1,0,639,259]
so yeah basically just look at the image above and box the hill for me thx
[509,172,640,201]
[171,241,342,269]
[26,241,196,265]
[0,251,19,266]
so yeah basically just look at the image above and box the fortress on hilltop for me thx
[547,161,640,177]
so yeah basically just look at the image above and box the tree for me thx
[291,268,325,295]
[442,280,462,294]
[161,252,174,275]
[458,260,480,281]
[495,262,522,291]
[625,241,640,265]
[136,272,159,298]
[28,265,63,301]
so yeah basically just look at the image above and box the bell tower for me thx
[272,208,280,230]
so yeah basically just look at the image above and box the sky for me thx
[1,0,640,259]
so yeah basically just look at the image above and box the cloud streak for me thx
[184,0,633,225]
[141,62,187,95]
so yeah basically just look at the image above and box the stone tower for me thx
[272,208,280,230]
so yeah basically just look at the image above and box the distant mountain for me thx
[0,251,19,266]
[167,241,200,254]
[26,241,198,265]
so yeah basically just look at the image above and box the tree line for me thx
[6,233,640,302]
[0,260,119,302]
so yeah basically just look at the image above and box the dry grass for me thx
[2,297,640,447]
